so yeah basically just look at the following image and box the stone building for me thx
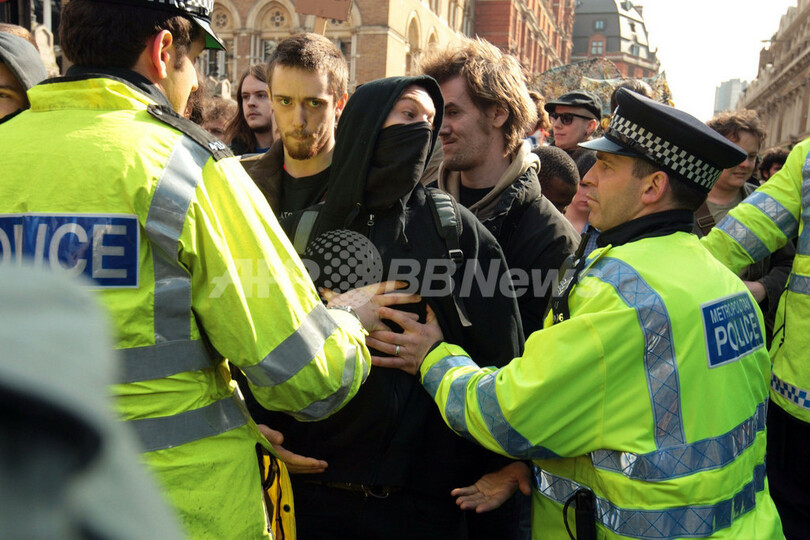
[203,0,473,92]
[3,0,578,98]
[739,0,810,149]
[570,0,659,79]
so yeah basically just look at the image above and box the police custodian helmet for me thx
[580,88,746,192]
[91,0,226,50]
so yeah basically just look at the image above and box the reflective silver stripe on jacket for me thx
[788,272,810,296]
[797,154,810,255]
[771,372,810,410]
[588,257,685,448]
[743,191,799,239]
[119,340,220,383]
[422,355,474,398]
[124,136,236,447]
[120,136,219,382]
[423,355,560,459]
[533,463,766,538]
[591,400,767,480]
[130,393,248,452]
[716,216,771,265]
[241,303,337,387]
[289,346,361,421]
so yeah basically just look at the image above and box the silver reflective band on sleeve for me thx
[717,216,771,263]
[787,273,810,296]
[743,191,799,240]
[128,393,249,452]
[422,355,476,399]
[118,340,221,383]
[241,303,337,387]
[533,463,766,538]
[591,400,767,480]
[145,136,210,343]
[290,346,360,421]
[771,373,810,410]
[475,372,559,459]
[798,167,810,255]
[589,257,685,448]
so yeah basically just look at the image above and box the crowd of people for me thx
[0,0,806,538]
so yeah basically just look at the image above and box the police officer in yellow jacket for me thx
[371,89,784,538]
[0,1,412,538]
[703,136,810,537]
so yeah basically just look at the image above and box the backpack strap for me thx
[694,202,716,236]
[292,209,320,255]
[425,188,471,327]
[426,187,464,267]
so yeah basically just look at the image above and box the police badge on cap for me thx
[92,0,225,50]
[579,88,746,192]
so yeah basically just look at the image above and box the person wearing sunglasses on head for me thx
[545,90,603,180]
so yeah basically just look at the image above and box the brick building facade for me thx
[204,0,473,92]
[474,0,576,75]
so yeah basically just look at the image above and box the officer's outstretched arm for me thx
[181,157,377,420]
[703,141,806,272]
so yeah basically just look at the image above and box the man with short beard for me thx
[421,37,579,337]
[246,33,347,219]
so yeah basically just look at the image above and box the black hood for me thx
[311,75,444,239]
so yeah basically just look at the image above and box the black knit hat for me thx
[580,88,747,192]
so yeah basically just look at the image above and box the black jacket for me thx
[247,76,523,496]
[437,144,580,335]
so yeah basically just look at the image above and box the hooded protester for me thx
[248,75,526,539]
[0,32,47,122]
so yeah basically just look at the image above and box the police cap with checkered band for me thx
[579,88,746,192]
[93,0,225,50]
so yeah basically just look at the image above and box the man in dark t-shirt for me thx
[244,33,348,218]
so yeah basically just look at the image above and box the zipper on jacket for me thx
[367,213,375,239]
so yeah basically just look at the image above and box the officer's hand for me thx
[257,424,328,474]
[366,304,443,376]
[451,462,531,513]
[323,280,420,332]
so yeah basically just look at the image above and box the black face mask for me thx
[364,122,433,212]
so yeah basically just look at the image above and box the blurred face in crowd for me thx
[764,161,783,180]
[382,84,436,128]
[567,181,592,216]
[714,131,760,191]
[438,76,498,172]
[160,33,204,115]
[203,117,229,142]
[241,74,273,134]
[270,65,346,161]
[583,152,646,231]
[0,62,26,119]
[551,105,597,151]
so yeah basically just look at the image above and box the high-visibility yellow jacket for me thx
[703,138,810,426]
[0,73,370,539]
[421,230,782,538]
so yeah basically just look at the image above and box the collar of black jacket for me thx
[60,66,172,109]
[597,209,694,248]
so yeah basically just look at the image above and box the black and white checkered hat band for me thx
[607,114,721,190]
[146,0,213,19]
